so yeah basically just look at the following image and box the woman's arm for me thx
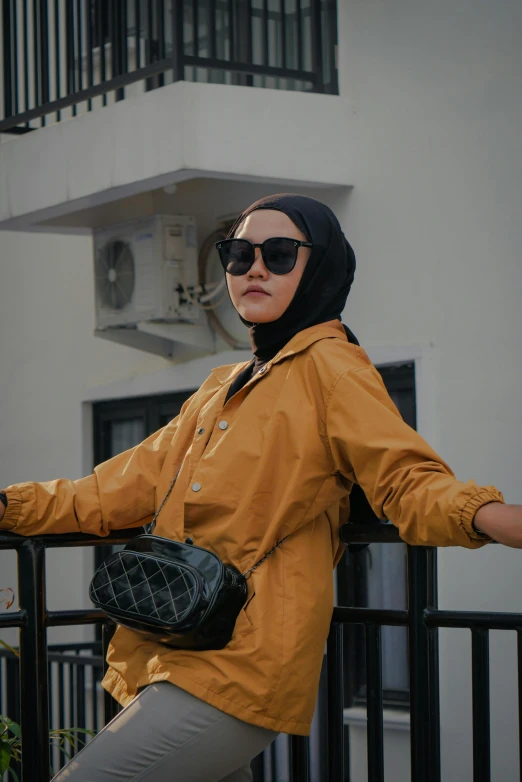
[0,402,189,537]
[326,364,509,549]
[473,502,522,547]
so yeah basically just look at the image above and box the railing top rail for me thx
[0,57,321,133]
[0,528,141,550]
[0,647,105,667]
[425,608,522,630]
[340,521,401,543]
[340,522,500,546]
[0,522,399,550]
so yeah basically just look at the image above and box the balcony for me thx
[1,0,339,135]
[0,1,349,234]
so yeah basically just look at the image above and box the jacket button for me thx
[197,427,205,434]
[185,537,194,545]
[192,483,201,492]
[218,421,228,430]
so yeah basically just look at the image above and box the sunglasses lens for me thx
[217,238,302,275]
[263,238,298,274]
[219,240,254,275]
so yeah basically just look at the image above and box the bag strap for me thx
[146,468,181,534]
[240,535,291,578]
[147,467,290,578]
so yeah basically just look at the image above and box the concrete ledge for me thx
[344,706,411,733]
[0,80,353,231]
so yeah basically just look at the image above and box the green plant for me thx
[1,587,97,778]
[0,716,20,780]
[0,640,18,658]
[0,637,96,779]
[0,715,96,780]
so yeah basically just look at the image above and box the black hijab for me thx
[227,193,359,361]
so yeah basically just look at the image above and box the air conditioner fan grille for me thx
[96,239,135,311]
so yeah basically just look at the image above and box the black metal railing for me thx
[0,530,133,781]
[0,640,106,777]
[0,529,284,782]
[2,524,519,781]
[301,522,522,782]
[1,0,338,135]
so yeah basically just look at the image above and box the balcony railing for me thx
[0,0,338,135]
[0,640,106,778]
[1,523,521,781]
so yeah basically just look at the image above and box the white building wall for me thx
[1,1,521,780]
[338,2,522,779]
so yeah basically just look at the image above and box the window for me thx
[336,361,416,709]
[92,390,195,577]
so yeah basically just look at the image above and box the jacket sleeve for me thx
[326,365,504,548]
[0,411,185,538]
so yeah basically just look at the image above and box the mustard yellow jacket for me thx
[1,320,503,735]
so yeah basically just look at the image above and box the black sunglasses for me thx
[215,237,313,276]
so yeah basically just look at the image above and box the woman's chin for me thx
[239,306,279,324]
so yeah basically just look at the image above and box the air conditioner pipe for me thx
[198,227,250,351]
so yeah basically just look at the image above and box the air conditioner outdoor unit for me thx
[93,215,201,330]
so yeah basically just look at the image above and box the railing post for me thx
[426,548,441,782]
[471,628,491,782]
[326,0,339,95]
[2,0,13,118]
[5,655,20,722]
[17,539,50,782]
[327,621,345,781]
[39,0,50,107]
[517,630,522,782]
[310,0,324,92]
[5,655,21,779]
[289,735,310,782]
[170,0,184,82]
[408,546,440,782]
[366,623,384,782]
[111,0,126,101]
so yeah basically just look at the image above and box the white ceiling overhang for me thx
[0,80,354,234]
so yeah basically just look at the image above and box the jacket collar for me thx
[210,320,347,386]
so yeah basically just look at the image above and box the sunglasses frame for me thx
[215,237,313,276]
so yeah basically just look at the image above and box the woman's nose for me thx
[248,250,268,277]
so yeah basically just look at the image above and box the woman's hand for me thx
[474,503,522,548]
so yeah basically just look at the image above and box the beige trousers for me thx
[52,682,277,782]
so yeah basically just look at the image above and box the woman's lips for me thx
[243,287,270,297]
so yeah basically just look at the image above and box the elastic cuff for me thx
[0,486,23,530]
[459,487,504,542]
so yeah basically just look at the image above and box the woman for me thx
[0,193,520,781]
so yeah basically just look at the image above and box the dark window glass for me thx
[92,391,194,571]
[91,2,111,48]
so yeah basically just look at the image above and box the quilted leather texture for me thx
[90,551,198,624]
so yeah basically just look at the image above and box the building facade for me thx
[1,1,522,780]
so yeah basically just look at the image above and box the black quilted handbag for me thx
[89,471,286,650]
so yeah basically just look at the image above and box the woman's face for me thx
[226,210,311,323]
